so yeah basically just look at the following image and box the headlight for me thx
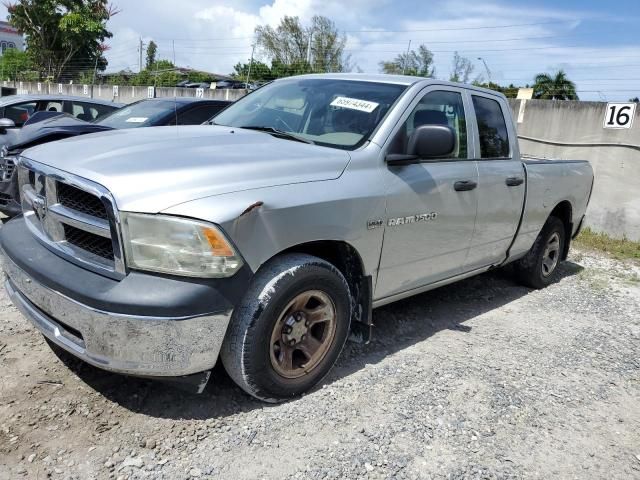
[121,213,243,278]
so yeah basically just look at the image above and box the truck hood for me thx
[22,125,351,212]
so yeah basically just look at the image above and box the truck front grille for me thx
[0,157,15,181]
[57,182,109,220]
[17,158,125,279]
[63,224,114,260]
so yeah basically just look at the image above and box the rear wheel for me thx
[515,216,565,289]
[220,253,351,402]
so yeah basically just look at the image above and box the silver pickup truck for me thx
[0,74,594,402]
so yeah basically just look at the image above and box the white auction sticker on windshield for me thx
[330,97,379,113]
[125,117,148,123]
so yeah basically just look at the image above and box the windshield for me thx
[95,100,175,129]
[213,79,407,149]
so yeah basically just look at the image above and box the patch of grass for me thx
[574,227,640,261]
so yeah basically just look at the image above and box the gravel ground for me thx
[1,248,639,480]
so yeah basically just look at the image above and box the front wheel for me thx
[220,253,352,402]
[514,216,565,289]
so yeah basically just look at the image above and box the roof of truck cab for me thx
[0,94,124,107]
[275,73,508,98]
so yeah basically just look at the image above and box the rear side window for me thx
[91,103,118,120]
[43,101,63,113]
[472,96,510,158]
[70,101,116,121]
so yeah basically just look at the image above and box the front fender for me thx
[161,177,386,278]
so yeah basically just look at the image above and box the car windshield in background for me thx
[96,100,176,129]
[213,79,407,149]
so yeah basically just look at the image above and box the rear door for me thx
[463,93,526,270]
[375,87,479,300]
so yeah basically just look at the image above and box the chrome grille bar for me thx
[48,204,111,238]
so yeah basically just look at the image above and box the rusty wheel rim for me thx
[269,290,337,379]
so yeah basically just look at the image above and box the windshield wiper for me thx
[240,125,314,144]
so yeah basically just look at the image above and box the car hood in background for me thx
[22,126,351,212]
[8,114,113,153]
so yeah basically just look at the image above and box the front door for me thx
[375,88,479,300]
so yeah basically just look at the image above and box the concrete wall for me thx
[508,99,640,241]
[2,80,248,103]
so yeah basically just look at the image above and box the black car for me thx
[0,97,231,218]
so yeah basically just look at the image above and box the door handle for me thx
[454,180,478,191]
[506,176,524,187]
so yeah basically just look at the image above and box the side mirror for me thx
[408,124,455,158]
[0,118,16,134]
[386,124,456,165]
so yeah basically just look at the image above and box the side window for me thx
[70,102,108,121]
[390,90,467,158]
[175,105,222,125]
[471,96,510,159]
[91,104,117,120]
[4,101,38,126]
[43,101,63,113]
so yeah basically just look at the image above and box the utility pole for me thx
[477,57,492,83]
[402,40,411,75]
[139,37,145,72]
[246,44,255,87]
[91,56,99,98]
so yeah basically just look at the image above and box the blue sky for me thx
[2,0,640,100]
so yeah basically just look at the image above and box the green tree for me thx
[472,81,522,98]
[5,0,116,81]
[255,15,350,74]
[231,60,274,82]
[0,48,37,81]
[532,70,578,100]
[130,59,181,87]
[379,44,435,77]
[629,97,639,103]
[449,52,474,83]
[145,40,157,70]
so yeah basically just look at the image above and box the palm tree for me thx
[533,70,578,100]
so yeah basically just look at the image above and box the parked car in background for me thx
[0,74,594,402]
[0,94,122,128]
[0,97,231,218]
[184,82,211,89]
[214,80,235,89]
[95,97,231,129]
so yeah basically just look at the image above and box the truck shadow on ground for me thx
[58,261,583,420]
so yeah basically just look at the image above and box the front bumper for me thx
[1,219,250,379]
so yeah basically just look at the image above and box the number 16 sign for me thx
[603,102,636,129]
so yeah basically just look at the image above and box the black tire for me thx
[220,253,352,402]
[514,216,566,289]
